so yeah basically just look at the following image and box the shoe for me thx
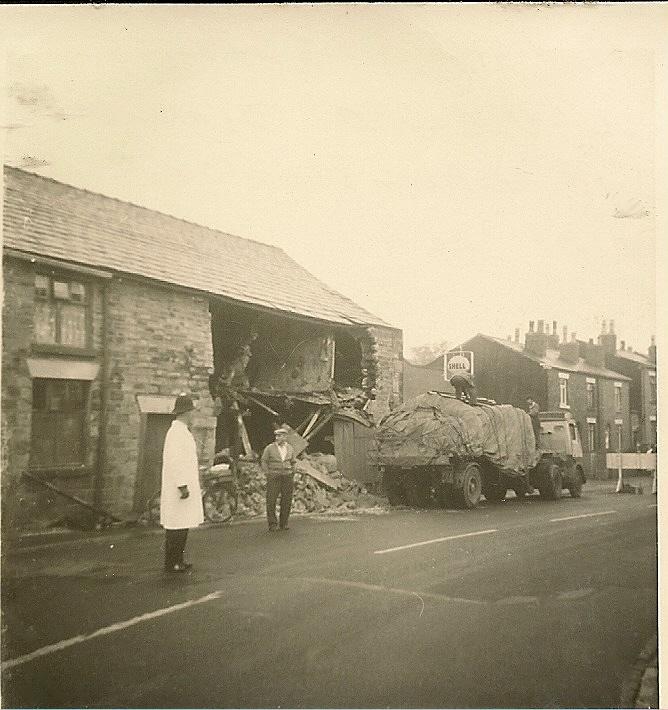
[279,526,290,531]
[268,526,278,532]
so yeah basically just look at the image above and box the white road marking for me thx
[373,529,498,555]
[2,591,222,671]
[298,576,487,606]
[550,511,617,523]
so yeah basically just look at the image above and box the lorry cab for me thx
[538,412,584,460]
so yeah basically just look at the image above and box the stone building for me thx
[453,321,632,479]
[1,167,402,531]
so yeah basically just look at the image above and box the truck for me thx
[375,391,586,509]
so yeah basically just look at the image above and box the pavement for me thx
[3,472,659,708]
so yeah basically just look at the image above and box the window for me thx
[34,275,89,348]
[586,381,596,409]
[614,382,622,412]
[30,379,89,469]
[587,422,596,452]
[559,375,569,408]
[569,423,577,441]
[649,373,656,405]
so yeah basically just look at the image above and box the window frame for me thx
[33,272,94,355]
[29,378,91,474]
[558,373,569,408]
[614,382,623,413]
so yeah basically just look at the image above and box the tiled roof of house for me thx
[3,166,390,328]
[614,349,655,367]
[463,334,631,381]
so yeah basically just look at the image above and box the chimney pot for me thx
[609,319,615,334]
[620,340,625,351]
[589,338,594,344]
[571,332,576,343]
[529,321,535,333]
[514,328,520,343]
[651,335,655,345]
[537,319,544,334]
[552,320,558,335]
[562,326,568,343]
[601,319,607,334]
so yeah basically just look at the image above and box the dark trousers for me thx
[530,416,541,444]
[454,383,477,406]
[266,475,294,529]
[164,528,189,569]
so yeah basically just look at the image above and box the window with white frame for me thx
[614,382,622,412]
[559,373,569,408]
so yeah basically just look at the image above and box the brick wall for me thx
[366,325,403,421]
[1,257,105,530]
[1,257,216,531]
[103,277,215,516]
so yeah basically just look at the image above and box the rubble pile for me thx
[233,456,387,518]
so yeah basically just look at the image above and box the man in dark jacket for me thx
[451,372,477,405]
[261,428,297,531]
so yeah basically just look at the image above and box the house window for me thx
[586,381,596,409]
[559,374,569,408]
[587,422,596,452]
[30,379,89,469]
[614,382,622,412]
[34,275,89,348]
[649,373,656,405]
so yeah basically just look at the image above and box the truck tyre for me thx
[454,463,483,509]
[484,484,506,503]
[538,462,562,500]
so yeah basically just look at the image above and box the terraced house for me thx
[1,166,403,532]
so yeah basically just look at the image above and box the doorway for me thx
[134,413,172,514]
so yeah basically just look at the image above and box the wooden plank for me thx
[295,459,341,490]
[237,413,253,456]
[304,411,335,441]
[302,410,321,437]
[280,424,309,457]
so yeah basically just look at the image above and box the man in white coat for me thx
[160,393,204,573]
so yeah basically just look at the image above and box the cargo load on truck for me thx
[376,392,539,473]
[376,392,586,509]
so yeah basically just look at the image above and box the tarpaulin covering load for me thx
[376,392,540,473]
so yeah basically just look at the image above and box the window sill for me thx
[31,344,98,358]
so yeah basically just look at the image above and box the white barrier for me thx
[606,453,657,471]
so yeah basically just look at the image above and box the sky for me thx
[1,4,665,355]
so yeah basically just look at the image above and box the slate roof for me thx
[613,349,655,368]
[3,166,390,328]
[462,334,631,381]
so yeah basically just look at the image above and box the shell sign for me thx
[445,351,474,381]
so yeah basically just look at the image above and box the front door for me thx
[134,414,173,513]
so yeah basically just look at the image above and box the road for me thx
[2,484,657,709]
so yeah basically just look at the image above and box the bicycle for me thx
[145,459,238,525]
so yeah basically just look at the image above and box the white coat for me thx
[160,420,204,530]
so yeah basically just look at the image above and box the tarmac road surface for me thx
[2,483,657,708]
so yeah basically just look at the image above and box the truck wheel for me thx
[455,463,483,509]
[538,462,562,500]
[484,484,506,503]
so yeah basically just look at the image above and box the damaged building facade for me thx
[1,167,403,532]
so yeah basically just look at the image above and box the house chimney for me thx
[582,338,606,368]
[649,335,656,364]
[620,340,625,351]
[598,319,617,355]
[562,325,568,344]
[559,332,580,363]
[525,319,548,358]
[601,319,607,335]
[514,328,520,343]
[546,320,559,349]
